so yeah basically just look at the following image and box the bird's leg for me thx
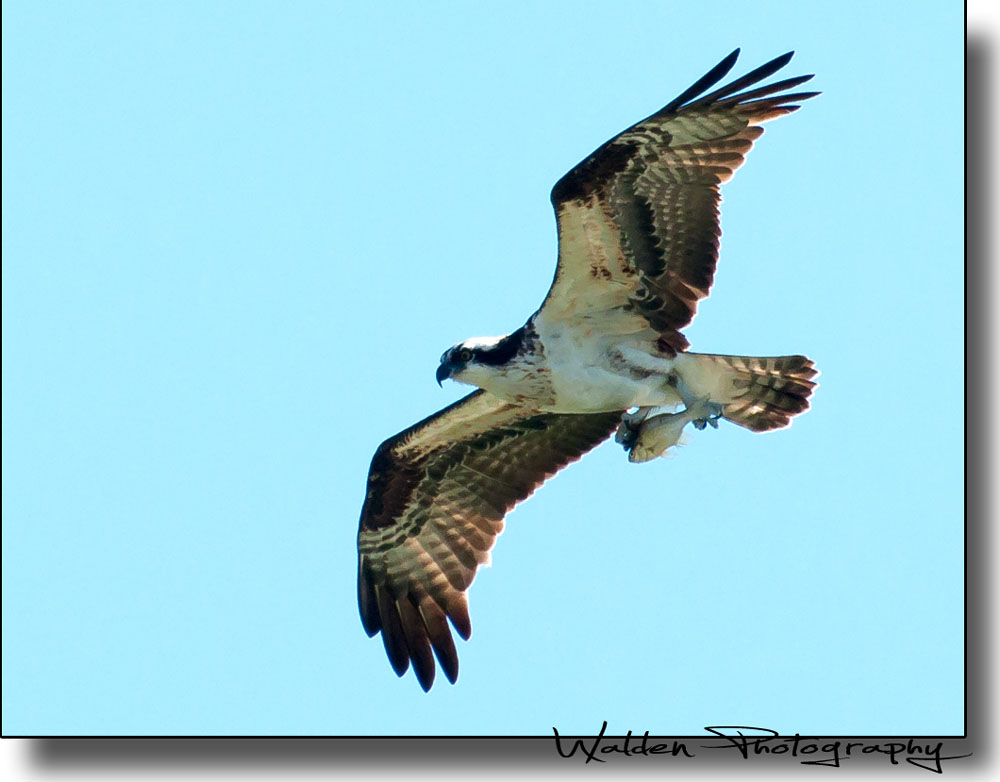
[667,372,723,430]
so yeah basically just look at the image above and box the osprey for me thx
[357,49,819,690]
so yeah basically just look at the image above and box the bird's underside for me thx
[356,49,819,691]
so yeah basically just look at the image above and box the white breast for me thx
[533,317,682,413]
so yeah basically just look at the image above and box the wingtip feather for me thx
[358,563,382,637]
[663,48,742,114]
[375,584,411,677]
[448,595,473,640]
[419,599,460,684]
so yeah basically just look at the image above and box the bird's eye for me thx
[458,348,473,363]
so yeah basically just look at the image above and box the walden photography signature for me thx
[552,722,971,773]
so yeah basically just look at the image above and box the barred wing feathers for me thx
[357,390,619,690]
[539,49,818,354]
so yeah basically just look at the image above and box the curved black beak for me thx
[436,361,453,387]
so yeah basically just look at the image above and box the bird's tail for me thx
[678,352,818,432]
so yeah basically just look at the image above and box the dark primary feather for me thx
[357,390,619,690]
[542,50,818,354]
[685,50,795,107]
[660,48,742,113]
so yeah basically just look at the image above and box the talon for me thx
[615,422,639,449]
[615,421,640,449]
[616,407,656,450]
[687,397,723,431]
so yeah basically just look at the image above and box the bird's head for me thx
[436,344,473,387]
[436,329,525,388]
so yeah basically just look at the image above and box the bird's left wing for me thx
[358,389,620,690]
[537,49,818,354]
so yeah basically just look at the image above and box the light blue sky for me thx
[3,1,963,736]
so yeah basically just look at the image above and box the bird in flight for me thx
[357,49,819,691]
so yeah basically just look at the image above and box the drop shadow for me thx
[28,737,556,770]
[965,30,995,769]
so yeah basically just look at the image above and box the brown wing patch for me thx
[358,392,620,690]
